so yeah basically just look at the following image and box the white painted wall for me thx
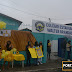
[50,40,58,52]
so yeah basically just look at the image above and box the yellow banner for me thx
[36,47,44,58]
[28,47,43,58]
[28,48,37,58]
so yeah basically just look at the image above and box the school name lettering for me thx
[46,23,72,30]
[47,28,72,35]
[46,23,72,35]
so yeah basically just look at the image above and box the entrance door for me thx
[58,38,65,57]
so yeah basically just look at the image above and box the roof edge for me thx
[0,13,22,24]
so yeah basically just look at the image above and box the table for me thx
[12,54,25,68]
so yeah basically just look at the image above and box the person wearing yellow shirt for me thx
[47,40,51,60]
[66,40,71,61]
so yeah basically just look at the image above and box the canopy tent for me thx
[0,30,36,51]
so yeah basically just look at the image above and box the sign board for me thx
[62,61,72,71]
[36,48,44,58]
[28,47,44,58]
[28,48,37,58]
[32,20,72,35]
[0,30,11,37]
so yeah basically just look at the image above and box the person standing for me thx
[6,41,13,51]
[2,41,13,70]
[26,41,31,66]
[39,41,43,52]
[66,40,71,61]
[33,41,39,66]
[47,40,51,60]
[38,41,43,64]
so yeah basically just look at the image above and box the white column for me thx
[12,61,14,68]
[22,61,24,68]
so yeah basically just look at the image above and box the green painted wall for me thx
[32,32,64,63]
[0,14,21,30]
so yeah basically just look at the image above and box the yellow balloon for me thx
[5,52,8,56]
[7,57,11,61]
[11,49,13,52]
[2,50,5,54]
[1,54,5,58]
[10,50,13,54]
[0,21,6,29]
[13,48,17,52]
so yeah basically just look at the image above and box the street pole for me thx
[49,18,51,22]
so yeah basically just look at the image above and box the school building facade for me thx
[0,13,71,64]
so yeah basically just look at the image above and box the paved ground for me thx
[1,60,62,72]
[1,53,62,72]
[32,69,62,72]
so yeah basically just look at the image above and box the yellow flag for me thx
[36,48,44,58]
[28,48,37,58]
[29,47,44,58]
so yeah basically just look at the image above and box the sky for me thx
[0,0,72,27]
